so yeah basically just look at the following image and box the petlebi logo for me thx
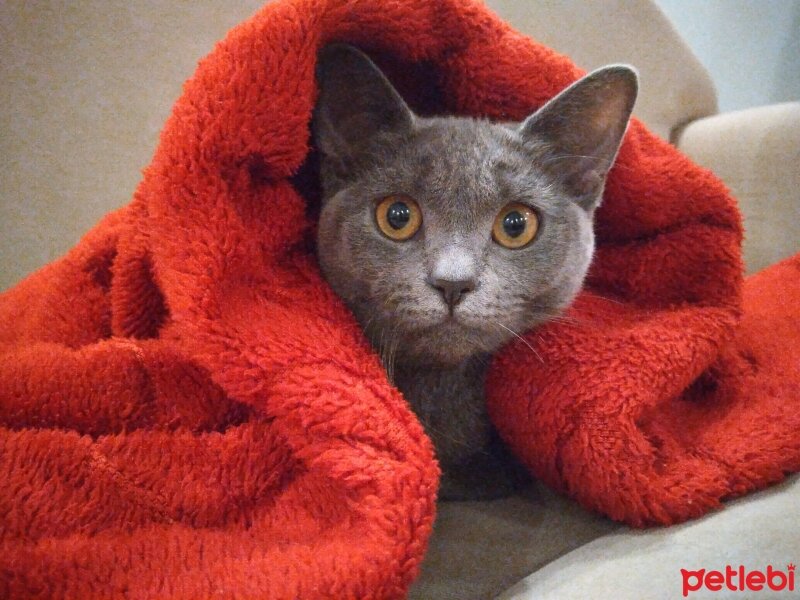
[681,563,796,596]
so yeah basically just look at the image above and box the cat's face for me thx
[316,119,596,366]
[313,45,637,367]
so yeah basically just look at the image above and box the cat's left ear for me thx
[519,65,638,211]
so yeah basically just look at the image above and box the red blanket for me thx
[1,0,798,597]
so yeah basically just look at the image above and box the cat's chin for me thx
[393,319,504,367]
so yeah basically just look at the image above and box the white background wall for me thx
[654,0,800,112]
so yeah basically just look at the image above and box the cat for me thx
[312,44,637,501]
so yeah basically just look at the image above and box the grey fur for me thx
[313,44,637,500]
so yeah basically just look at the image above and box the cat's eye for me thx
[375,195,422,241]
[492,203,539,249]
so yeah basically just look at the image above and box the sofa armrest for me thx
[675,102,800,274]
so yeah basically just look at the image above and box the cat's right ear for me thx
[313,44,414,163]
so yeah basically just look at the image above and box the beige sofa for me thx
[1,2,798,599]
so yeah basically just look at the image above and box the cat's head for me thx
[313,45,637,367]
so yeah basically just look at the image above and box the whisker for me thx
[582,293,624,305]
[543,153,611,166]
[361,314,378,336]
[386,324,400,384]
[495,321,543,363]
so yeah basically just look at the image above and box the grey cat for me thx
[313,44,637,500]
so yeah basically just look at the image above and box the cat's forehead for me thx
[411,117,523,168]
[390,117,550,213]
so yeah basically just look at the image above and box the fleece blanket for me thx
[1,0,799,597]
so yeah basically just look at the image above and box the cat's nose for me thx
[428,277,476,309]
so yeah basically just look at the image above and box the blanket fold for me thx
[1,0,798,597]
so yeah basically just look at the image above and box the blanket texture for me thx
[1,0,799,597]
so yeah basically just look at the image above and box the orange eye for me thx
[375,195,422,241]
[492,203,539,249]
